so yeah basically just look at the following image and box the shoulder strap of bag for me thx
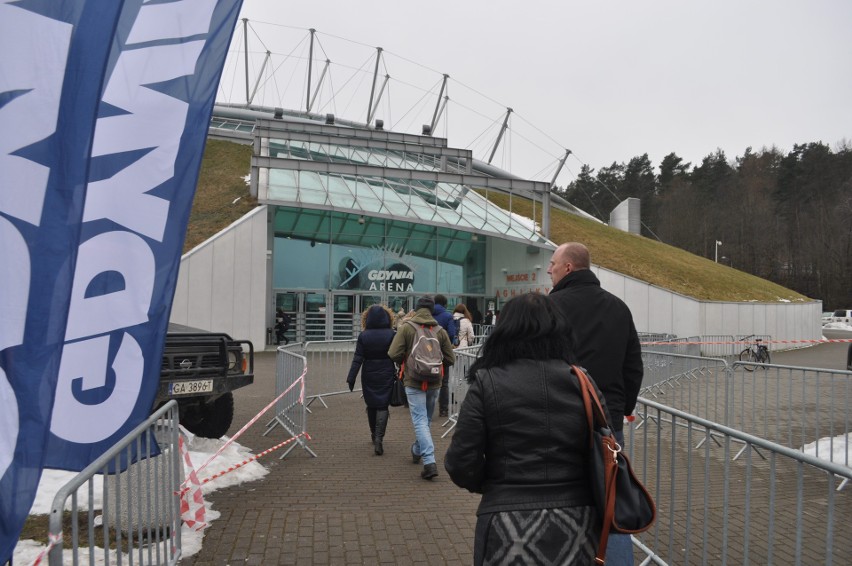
[573,365,610,431]
[572,365,619,565]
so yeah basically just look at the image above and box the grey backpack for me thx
[404,321,444,384]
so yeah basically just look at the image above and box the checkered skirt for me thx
[474,505,599,565]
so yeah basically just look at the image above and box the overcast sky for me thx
[221,0,852,187]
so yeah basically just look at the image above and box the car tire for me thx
[183,392,235,439]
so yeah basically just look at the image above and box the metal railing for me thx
[47,401,181,566]
[728,361,851,466]
[300,340,357,409]
[628,398,852,565]
[472,324,494,340]
[268,334,852,563]
[440,346,480,437]
[264,344,316,459]
[640,350,852,469]
[640,334,774,359]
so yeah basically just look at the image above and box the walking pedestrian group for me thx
[343,241,644,565]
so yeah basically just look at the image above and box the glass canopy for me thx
[259,138,548,246]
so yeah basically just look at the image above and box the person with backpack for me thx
[388,295,455,480]
[452,303,476,348]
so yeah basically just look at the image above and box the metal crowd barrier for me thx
[48,401,182,566]
[264,344,317,459]
[696,334,738,359]
[628,398,852,565]
[472,324,494,340]
[640,351,731,421]
[270,332,851,562]
[641,334,771,359]
[441,346,481,437]
[728,360,852,467]
[641,351,852,470]
[300,340,357,409]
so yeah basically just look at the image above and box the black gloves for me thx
[348,382,354,392]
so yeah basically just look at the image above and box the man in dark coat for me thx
[547,242,643,565]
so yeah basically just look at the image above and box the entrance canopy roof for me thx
[252,119,554,250]
[272,207,479,265]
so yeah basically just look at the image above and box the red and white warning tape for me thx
[30,533,62,566]
[184,365,307,486]
[641,338,852,346]
[177,435,207,530]
[196,432,311,486]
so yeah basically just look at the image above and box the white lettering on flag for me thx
[51,0,220,443]
[0,2,71,481]
[0,6,69,226]
[65,231,156,340]
[83,42,204,241]
[51,335,144,443]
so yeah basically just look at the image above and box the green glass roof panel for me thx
[259,136,550,245]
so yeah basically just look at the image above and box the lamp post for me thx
[715,240,722,263]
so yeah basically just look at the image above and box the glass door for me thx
[304,292,327,342]
[387,294,413,322]
[331,294,355,339]
[275,292,298,344]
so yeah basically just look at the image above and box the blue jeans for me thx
[606,429,634,565]
[406,386,438,465]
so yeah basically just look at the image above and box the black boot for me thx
[374,409,389,456]
[421,463,438,480]
[367,407,377,444]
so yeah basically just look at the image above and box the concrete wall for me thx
[609,197,641,235]
[593,265,822,343]
[488,239,552,300]
[170,206,269,349]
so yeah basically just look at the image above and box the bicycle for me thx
[738,335,770,371]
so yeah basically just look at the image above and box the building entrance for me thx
[275,291,489,342]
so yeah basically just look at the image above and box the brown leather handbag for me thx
[573,365,656,564]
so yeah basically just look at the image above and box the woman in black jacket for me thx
[346,304,397,455]
[445,293,606,565]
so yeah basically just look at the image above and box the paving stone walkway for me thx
[182,340,852,565]
[182,350,479,565]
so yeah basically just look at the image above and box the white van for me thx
[830,309,852,325]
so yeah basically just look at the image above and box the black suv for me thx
[154,323,254,438]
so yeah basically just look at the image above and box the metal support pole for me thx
[542,148,572,237]
[242,18,249,106]
[549,149,572,189]
[430,74,449,134]
[308,59,330,113]
[431,96,448,138]
[367,74,389,125]
[248,51,271,106]
[306,29,315,112]
[367,47,383,125]
[487,108,513,164]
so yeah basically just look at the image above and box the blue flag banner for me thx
[0,1,125,561]
[1,0,243,561]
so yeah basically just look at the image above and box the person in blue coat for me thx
[346,304,397,455]
[433,294,457,417]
